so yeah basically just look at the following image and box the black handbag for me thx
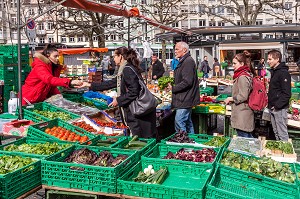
[125,66,157,116]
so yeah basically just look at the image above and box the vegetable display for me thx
[92,118,127,129]
[95,138,119,147]
[164,148,216,163]
[65,148,128,167]
[228,137,261,155]
[158,76,174,90]
[72,121,97,133]
[45,126,89,143]
[203,136,228,147]
[33,110,73,121]
[221,151,296,183]
[133,165,168,184]
[167,130,195,143]
[0,155,36,174]
[265,140,294,154]
[4,142,71,155]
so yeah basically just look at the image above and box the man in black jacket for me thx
[267,50,291,141]
[167,42,200,134]
[150,54,165,80]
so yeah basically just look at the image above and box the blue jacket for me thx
[171,58,179,70]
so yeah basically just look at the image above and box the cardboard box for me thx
[88,71,102,76]
[3,120,35,137]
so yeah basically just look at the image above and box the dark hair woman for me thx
[22,44,82,105]
[82,46,156,138]
[224,52,255,138]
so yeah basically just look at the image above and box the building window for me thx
[11,17,17,25]
[47,22,53,30]
[69,37,75,42]
[181,5,188,13]
[190,19,198,28]
[105,35,109,40]
[110,34,116,41]
[209,7,216,14]
[181,20,188,29]
[40,37,45,43]
[141,0,146,4]
[218,22,225,26]
[198,5,205,13]
[48,37,54,43]
[12,31,17,39]
[209,21,216,26]
[78,36,83,42]
[93,36,98,41]
[256,20,263,25]
[265,34,274,39]
[38,23,44,30]
[61,37,66,43]
[199,20,206,26]
[38,8,43,14]
[131,0,137,4]
[10,0,17,8]
[118,21,123,28]
[118,34,123,41]
[285,3,292,10]
[29,8,34,15]
[172,22,179,27]
[217,6,224,14]
[227,7,234,14]
[237,21,242,26]
[285,19,292,24]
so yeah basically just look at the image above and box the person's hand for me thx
[70,80,83,87]
[108,97,118,107]
[153,75,157,80]
[224,97,233,105]
[75,82,91,88]
[166,83,172,92]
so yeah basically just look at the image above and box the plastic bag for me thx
[83,91,113,104]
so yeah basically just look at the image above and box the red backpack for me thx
[242,74,268,111]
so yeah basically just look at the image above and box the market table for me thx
[43,185,153,199]
[16,186,42,199]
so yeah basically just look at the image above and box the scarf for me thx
[233,65,251,80]
[117,60,127,96]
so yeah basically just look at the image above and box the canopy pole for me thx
[17,0,22,119]
[128,18,130,47]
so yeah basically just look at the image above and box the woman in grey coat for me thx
[224,52,255,137]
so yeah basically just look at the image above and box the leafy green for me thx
[221,151,296,183]
[203,136,228,147]
[5,142,71,155]
[265,141,294,154]
[158,76,174,90]
[0,155,36,174]
[33,110,73,121]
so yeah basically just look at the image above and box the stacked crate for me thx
[0,44,30,112]
[88,71,102,83]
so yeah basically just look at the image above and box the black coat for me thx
[172,52,200,109]
[90,65,156,138]
[151,60,165,79]
[268,62,291,110]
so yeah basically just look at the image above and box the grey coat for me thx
[231,75,255,132]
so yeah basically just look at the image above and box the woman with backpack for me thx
[224,52,255,138]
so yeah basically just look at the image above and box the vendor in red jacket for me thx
[22,44,82,105]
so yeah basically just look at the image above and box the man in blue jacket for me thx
[267,50,291,141]
[168,42,200,134]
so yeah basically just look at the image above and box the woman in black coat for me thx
[81,47,156,138]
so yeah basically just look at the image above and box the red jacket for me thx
[22,53,70,105]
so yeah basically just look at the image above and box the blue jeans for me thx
[175,108,195,134]
[236,129,253,138]
[203,73,209,78]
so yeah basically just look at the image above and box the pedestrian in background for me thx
[257,58,265,77]
[101,55,111,76]
[212,57,222,77]
[109,55,116,75]
[168,41,200,134]
[200,55,211,78]
[224,52,255,138]
[267,50,291,141]
[170,57,179,70]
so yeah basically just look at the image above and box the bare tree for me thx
[196,0,293,25]
[138,0,189,64]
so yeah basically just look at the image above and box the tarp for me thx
[52,0,189,34]
[58,47,108,55]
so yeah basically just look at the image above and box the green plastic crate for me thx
[23,102,80,122]
[0,153,41,199]
[41,145,139,194]
[200,87,214,95]
[27,119,96,144]
[46,190,97,199]
[83,96,109,110]
[292,88,300,93]
[117,160,214,199]
[0,137,74,159]
[142,144,220,176]
[193,105,209,113]
[112,137,156,156]
[161,133,230,149]
[90,135,126,148]
[216,94,231,102]
[206,163,299,199]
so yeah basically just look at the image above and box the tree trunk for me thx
[161,39,167,66]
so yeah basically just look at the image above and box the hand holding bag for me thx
[125,66,157,116]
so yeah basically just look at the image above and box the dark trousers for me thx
[109,69,115,75]
[122,107,156,138]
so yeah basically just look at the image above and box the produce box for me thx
[142,144,220,176]
[46,190,97,199]
[27,119,95,144]
[161,132,229,150]
[90,135,126,148]
[2,119,34,137]
[206,151,299,199]
[22,102,80,122]
[295,163,300,190]
[193,104,209,114]
[112,137,156,156]
[0,137,73,159]
[200,87,214,95]
[260,139,297,163]
[41,145,139,194]
[227,137,262,156]
[208,104,225,114]
[216,94,230,102]
[118,159,214,199]
[0,153,41,199]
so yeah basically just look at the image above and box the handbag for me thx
[125,66,158,116]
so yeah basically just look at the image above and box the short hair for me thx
[176,41,189,52]
[214,58,218,62]
[268,50,282,62]
[152,53,158,57]
[204,56,207,59]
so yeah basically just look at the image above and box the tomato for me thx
[80,136,89,143]
[74,135,81,141]
[64,132,70,137]
[67,137,74,142]
[45,128,51,134]
[61,137,67,141]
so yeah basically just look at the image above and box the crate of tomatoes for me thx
[27,119,96,144]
